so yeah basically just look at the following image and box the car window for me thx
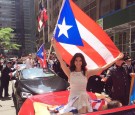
[21,68,55,79]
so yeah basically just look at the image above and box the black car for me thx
[11,67,69,113]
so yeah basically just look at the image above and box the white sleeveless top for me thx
[68,71,93,112]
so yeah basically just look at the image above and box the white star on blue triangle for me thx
[58,17,72,38]
[54,0,83,46]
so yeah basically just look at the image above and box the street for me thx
[0,81,16,115]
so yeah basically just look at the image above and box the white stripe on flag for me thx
[39,20,43,28]
[93,102,101,110]
[76,20,115,63]
[59,42,99,69]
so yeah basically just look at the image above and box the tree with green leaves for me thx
[0,27,21,51]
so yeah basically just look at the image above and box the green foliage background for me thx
[0,28,21,51]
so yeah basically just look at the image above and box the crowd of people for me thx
[0,48,135,114]
[0,53,36,99]
[0,53,59,99]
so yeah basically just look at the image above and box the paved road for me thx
[0,81,16,115]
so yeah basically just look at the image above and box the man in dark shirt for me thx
[0,62,3,72]
[87,75,105,93]
[105,57,131,106]
[0,61,14,98]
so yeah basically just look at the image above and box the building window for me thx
[115,0,121,10]
[83,0,96,20]
[131,28,135,43]
[100,0,112,17]
[131,28,135,52]
[99,0,121,18]
[49,1,51,9]
[115,30,130,53]
[131,43,135,51]
[127,0,135,6]
[89,7,96,20]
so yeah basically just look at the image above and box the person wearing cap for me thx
[124,56,135,74]
[105,55,131,106]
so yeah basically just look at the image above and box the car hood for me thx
[19,91,135,115]
[19,76,69,94]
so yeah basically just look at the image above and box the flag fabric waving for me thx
[91,99,107,111]
[53,0,120,69]
[38,2,48,32]
[36,44,47,68]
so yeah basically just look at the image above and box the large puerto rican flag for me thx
[53,0,120,69]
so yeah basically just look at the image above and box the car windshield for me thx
[21,68,55,79]
[16,64,26,70]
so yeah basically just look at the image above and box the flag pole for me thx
[42,0,45,45]
[129,73,135,104]
[46,0,51,64]
[47,44,52,62]
[47,0,50,42]
[43,28,45,45]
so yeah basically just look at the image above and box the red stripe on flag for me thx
[37,57,43,67]
[98,100,105,111]
[92,102,97,108]
[70,0,120,58]
[78,39,107,66]
[56,42,72,66]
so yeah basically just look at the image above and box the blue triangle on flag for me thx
[36,44,44,59]
[54,0,83,46]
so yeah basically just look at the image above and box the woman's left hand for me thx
[116,53,124,60]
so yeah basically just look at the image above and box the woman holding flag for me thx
[51,39,124,114]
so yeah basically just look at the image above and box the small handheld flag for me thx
[36,44,47,68]
[38,2,48,32]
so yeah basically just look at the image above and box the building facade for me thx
[0,0,23,56]
[0,0,36,57]
[22,0,36,55]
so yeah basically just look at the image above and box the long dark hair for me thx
[70,53,87,75]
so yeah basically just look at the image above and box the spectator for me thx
[0,62,3,74]
[124,56,135,73]
[48,55,54,69]
[0,61,15,98]
[105,56,131,106]
[25,54,34,69]
[87,75,105,93]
